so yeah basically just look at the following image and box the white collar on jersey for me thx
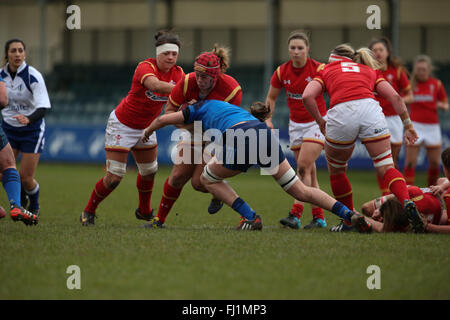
[3,61,27,76]
[328,54,353,63]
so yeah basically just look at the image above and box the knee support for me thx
[372,150,393,168]
[202,164,223,183]
[136,160,158,176]
[326,154,348,169]
[277,167,299,191]
[106,159,127,177]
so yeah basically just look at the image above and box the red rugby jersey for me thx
[409,77,448,124]
[374,65,411,116]
[169,72,242,107]
[314,59,385,109]
[115,58,184,129]
[270,58,327,123]
[408,186,442,225]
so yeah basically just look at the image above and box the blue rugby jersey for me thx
[182,100,257,133]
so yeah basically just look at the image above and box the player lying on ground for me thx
[142,99,360,230]
[351,183,449,233]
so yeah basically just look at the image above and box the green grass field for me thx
[0,163,448,300]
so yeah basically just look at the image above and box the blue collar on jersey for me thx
[1,61,37,93]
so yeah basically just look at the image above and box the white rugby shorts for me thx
[325,98,390,148]
[105,110,157,152]
[411,121,442,147]
[385,115,403,145]
[288,119,325,150]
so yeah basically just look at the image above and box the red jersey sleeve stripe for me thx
[169,96,180,107]
[316,63,325,72]
[313,77,325,88]
[183,74,190,96]
[276,67,281,82]
[141,73,156,84]
[224,86,242,103]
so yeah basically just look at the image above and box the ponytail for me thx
[353,47,382,70]
[212,44,230,73]
[250,101,270,122]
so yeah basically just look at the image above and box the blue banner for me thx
[41,123,450,171]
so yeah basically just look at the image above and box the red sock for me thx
[290,203,304,219]
[376,172,390,195]
[137,173,154,215]
[312,207,324,220]
[427,167,440,186]
[330,173,353,210]
[384,168,409,206]
[84,177,113,214]
[157,178,182,223]
[404,167,416,185]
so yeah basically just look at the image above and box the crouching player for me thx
[142,99,360,230]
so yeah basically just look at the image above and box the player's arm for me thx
[424,222,450,234]
[303,80,326,134]
[402,89,414,105]
[365,217,384,233]
[143,75,174,95]
[376,80,417,145]
[142,111,185,142]
[0,81,8,108]
[436,80,448,111]
[265,85,281,129]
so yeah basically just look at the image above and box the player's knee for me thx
[136,160,158,177]
[169,171,190,188]
[191,176,208,193]
[104,173,122,190]
[297,163,313,179]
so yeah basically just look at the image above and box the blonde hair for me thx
[332,44,382,70]
[212,44,230,73]
[410,54,434,90]
[250,101,270,122]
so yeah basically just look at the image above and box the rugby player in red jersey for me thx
[369,37,413,195]
[146,45,242,228]
[302,43,424,233]
[265,31,328,230]
[81,31,184,226]
[403,55,448,187]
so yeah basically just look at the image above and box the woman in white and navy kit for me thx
[1,39,51,217]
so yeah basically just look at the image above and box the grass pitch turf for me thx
[0,163,448,299]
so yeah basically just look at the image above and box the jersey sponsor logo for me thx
[413,94,433,102]
[145,90,169,102]
[306,76,312,82]
[374,127,388,134]
[283,80,291,85]
[429,84,434,93]
[286,91,303,100]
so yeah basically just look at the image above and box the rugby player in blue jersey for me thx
[142,99,357,230]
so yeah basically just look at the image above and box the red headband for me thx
[194,52,220,80]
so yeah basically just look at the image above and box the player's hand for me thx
[429,184,445,196]
[13,114,30,125]
[142,128,152,143]
[317,118,326,136]
[188,99,197,105]
[265,118,274,130]
[404,127,418,145]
